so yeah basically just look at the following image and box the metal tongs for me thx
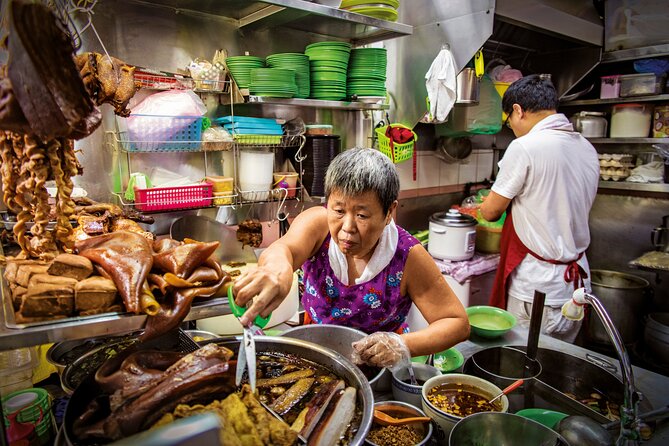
[227,287,270,392]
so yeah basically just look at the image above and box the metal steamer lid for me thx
[430,209,477,227]
[577,111,606,117]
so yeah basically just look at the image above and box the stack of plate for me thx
[249,68,298,98]
[347,47,387,100]
[301,135,340,196]
[340,0,400,22]
[266,53,311,99]
[225,56,265,89]
[305,41,352,101]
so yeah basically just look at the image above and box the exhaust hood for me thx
[387,0,604,127]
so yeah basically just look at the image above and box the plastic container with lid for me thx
[619,73,666,97]
[305,124,333,135]
[600,75,621,99]
[610,103,652,138]
[654,105,669,138]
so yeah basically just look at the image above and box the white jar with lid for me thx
[610,103,652,138]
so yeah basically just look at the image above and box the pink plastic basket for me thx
[134,183,213,212]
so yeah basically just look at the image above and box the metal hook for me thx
[294,135,307,162]
[275,188,289,222]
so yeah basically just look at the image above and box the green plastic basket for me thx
[375,124,417,163]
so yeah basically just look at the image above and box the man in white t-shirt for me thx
[480,75,599,342]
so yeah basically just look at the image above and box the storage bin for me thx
[600,75,621,99]
[134,183,213,212]
[610,103,652,138]
[619,73,666,97]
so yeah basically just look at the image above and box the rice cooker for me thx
[428,209,477,261]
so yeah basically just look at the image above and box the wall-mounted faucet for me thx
[563,288,643,445]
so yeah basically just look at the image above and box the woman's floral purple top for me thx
[301,226,419,334]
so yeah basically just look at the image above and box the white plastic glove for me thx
[351,332,411,372]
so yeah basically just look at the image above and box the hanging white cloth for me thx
[424,47,457,123]
[329,220,399,286]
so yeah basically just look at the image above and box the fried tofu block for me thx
[20,283,74,317]
[47,253,93,280]
[74,276,118,311]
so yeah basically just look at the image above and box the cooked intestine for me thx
[0,131,79,259]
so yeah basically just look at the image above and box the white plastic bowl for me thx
[421,373,509,438]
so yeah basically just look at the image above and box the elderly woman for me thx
[233,148,469,369]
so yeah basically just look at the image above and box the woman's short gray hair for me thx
[325,148,399,214]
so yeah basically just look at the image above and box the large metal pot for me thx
[280,324,390,392]
[644,313,669,365]
[64,336,374,446]
[570,111,608,138]
[449,412,569,446]
[587,270,650,346]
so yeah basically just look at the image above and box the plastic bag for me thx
[131,90,207,116]
[438,74,502,137]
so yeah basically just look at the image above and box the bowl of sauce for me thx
[421,373,509,437]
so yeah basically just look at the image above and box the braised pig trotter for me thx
[141,274,228,341]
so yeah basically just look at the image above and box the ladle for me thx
[488,378,524,405]
[373,409,431,427]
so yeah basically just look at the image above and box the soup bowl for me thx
[421,373,508,440]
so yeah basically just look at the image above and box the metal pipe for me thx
[526,290,545,362]
[581,291,642,446]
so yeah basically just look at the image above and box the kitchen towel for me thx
[424,47,457,123]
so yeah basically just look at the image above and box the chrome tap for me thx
[564,288,643,445]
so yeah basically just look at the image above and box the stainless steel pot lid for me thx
[430,209,477,227]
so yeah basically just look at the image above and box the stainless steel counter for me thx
[0,297,233,350]
[455,325,669,445]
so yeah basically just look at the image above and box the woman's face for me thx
[327,189,396,259]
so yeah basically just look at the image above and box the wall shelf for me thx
[602,44,669,63]
[246,95,390,110]
[598,181,669,193]
[562,94,669,107]
[587,138,668,144]
[137,0,412,45]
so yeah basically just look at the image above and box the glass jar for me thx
[610,103,652,138]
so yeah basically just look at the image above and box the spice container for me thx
[653,105,669,138]
[610,103,652,137]
[600,75,621,99]
[619,73,666,97]
[305,124,333,135]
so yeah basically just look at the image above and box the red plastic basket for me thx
[133,183,213,212]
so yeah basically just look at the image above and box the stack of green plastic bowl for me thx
[347,47,387,100]
[266,53,311,99]
[249,68,298,98]
[340,0,400,22]
[225,56,265,89]
[305,41,352,101]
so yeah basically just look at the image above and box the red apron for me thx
[489,210,587,309]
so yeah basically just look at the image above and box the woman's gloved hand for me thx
[351,332,411,371]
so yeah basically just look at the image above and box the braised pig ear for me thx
[152,241,219,279]
[76,232,154,314]
[141,274,227,341]
[153,238,182,253]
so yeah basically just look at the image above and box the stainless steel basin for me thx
[463,346,653,423]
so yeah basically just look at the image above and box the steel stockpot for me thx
[428,209,477,261]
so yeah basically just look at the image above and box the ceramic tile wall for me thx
[397,148,495,196]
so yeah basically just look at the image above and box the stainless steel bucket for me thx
[587,270,650,346]
[455,68,480,104]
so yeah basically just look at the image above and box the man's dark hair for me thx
[502,74,558,116]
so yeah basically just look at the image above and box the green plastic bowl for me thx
[466,306,517,338]
[515,408,569,429]
[411,355,430,364]
[432,348,464,373]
